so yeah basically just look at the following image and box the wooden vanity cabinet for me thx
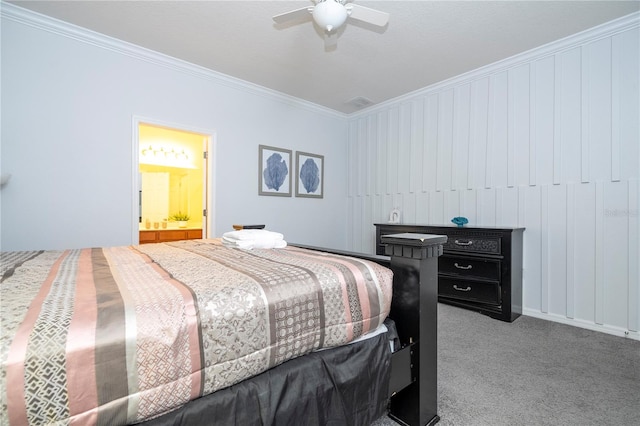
[139,229,202,244]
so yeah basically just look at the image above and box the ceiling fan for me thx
[273,0,390,48]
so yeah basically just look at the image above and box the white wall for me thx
[1,4,349,251]
[347,13,640,339]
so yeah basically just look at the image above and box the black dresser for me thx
[375,224,524,322]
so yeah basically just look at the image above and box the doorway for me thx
[132,119,213,244]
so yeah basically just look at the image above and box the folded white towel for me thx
[222,237,287,249]
[222,229,287,250]
[222,229,284,242]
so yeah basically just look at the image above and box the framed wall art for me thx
[259,145,292,196]
[295,151,324,198]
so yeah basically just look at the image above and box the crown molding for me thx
[1,1,348,121]
[351,11,640,119]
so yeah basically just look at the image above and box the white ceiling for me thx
[8,0,640,114]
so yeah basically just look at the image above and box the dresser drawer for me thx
[444,235,501,255]
[438,277,501,305]
[439,255,501,281]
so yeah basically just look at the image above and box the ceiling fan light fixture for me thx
[312,0,348,32]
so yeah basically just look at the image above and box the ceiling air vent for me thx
[345,96,373,109]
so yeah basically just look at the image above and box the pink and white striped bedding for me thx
[0,239,393,425]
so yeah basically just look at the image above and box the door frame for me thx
[132,116,216,244]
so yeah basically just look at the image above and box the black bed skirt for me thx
[142,329,393,426]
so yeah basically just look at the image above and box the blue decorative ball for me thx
[451,217,468,227]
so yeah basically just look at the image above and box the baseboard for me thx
[523,309,640,341]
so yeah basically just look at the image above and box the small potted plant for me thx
[170,212,190,228]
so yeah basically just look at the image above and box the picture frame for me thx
[295,151,324,198]
[259,145,292,196]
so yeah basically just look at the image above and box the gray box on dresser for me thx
[375,224,524,322]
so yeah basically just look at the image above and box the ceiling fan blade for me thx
[272,6,314,24]
[346,4,389,27]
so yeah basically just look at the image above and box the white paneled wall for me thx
[347,15,640,339]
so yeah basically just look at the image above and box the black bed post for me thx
[383,233,447,426]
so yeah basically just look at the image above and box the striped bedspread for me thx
[1,239,393,425]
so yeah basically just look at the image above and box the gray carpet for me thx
[374,303,640,426]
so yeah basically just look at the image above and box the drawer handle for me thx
[454,239,473,246]
[453,285,472,292]
[454,263,473,270]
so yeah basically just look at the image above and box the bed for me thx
[1,232,446,426]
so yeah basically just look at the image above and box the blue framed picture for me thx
[295,151,324,198]
[259,145,292,197]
